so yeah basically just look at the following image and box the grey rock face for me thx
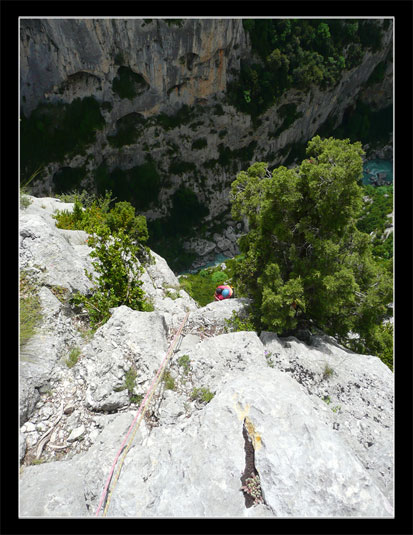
[19,196,92,423]
[260,332,394,505]
[20,196,95,294]
[183,297,251,332]
[19,458,90,517]
[227,369,393,518]
[74,306,169,411]
[176,330,267,392]
[19,195,197,424]
[20,19,247,116]
[130,358,391,516]
[140,250,198,314]
[19,365,393,518]
[19,284,84,424]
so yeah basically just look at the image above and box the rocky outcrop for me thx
[19,195,393,518]
[183,222,244,269]
[20,196,95,293]
[19,195,196,425]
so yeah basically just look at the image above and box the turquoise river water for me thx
[362,159,393,186]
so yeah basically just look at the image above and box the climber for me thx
[291,301,303,317]
[214,284,234,301]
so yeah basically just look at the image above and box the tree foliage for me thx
[230,137,393,364]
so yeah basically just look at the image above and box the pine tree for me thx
[230,136,393,360]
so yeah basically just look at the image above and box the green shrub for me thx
[163,370,176,390]
[104,201,149,243]
[225,309,257,333]
[190,387,215,403]
[323,363,334,379]
[70,226,151,329]
[55,194,151,329]
[177,354,191,374]
[114,367,143,403]
[56,189,103,207]
[124,367,138,394]
[230,137,393,360]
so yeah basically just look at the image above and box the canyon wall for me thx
[20,18,248,116]
[20,18,393,266]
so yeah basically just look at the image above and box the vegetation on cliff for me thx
[20,96,105,183]
[228,18,387,118]
[19,19,393,366]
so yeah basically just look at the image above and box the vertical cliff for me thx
[20,18,248,117]
[20,18,393,270]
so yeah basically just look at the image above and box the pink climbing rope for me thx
[95,310,190,517]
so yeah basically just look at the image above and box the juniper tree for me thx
[230,136,392,359]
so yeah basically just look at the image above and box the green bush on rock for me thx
[71,226,152,329]
[54,193,152,329]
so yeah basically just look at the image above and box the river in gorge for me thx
[362,159,393,186]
